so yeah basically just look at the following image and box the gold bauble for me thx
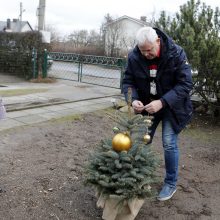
[144,119,152,125]
[112,133,132,152]
[143,134,151,144]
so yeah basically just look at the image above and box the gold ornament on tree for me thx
[112,88,133,152]
[143,115,153,144]
[112,132,132,152]
[143,134,151,144]
[144,119,152,126]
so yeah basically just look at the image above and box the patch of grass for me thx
[98,107,116,115]
[50,114,83,123]
[182,124,220,143]
[94,107,129,120]
[0,88,48,97]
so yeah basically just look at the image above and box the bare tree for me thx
[121,36,136,57]
[102,14,123,57]
[45,24,61,42]
[67,30,89,48]
[44,24,62,51]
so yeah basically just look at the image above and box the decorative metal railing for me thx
[48,52,124,67]
[39,51,126,89]
[48,52,81,62]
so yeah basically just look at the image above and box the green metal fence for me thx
[31,48,47,79]
[42,51,126,89]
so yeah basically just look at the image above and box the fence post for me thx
[119,58,126,93]
[77,62,80,82]
[42,49,48,78]
[78,55,83,82]
[32,48,37,79]
[80,62,83,82]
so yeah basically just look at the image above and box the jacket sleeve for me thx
[122,56,139,102]
[162,48,193,108]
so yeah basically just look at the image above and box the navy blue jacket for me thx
[122,28,193,133]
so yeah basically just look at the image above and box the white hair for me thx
[136,27,158,46]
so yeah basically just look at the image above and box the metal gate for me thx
[45,51,126,89]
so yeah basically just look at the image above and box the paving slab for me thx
[40,112,64,120]
[56,108,79,116]
[0,118,25,131]
[14,115,50,125]
[41,105,69,111]
[7,110,34,118]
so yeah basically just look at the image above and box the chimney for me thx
[140,16,146,22]
[6,19,11,29]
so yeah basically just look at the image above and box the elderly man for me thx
[122,27,193,201]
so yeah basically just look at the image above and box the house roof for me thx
[104,15,151,27]
[0,20,33,32]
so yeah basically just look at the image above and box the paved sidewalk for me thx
[0,79,122,131]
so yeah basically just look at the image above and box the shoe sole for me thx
[157,189,177,201]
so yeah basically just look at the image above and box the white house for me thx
[103,15,151,57]
[0,18,33,32]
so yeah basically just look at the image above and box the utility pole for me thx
[38,0,46,31]
[19,2,25,31]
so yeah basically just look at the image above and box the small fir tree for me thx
[85,88,160,201]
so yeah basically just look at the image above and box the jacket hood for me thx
[131,27,178,61]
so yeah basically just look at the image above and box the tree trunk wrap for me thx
[97,193,144,220]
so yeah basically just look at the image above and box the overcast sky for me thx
[0,0,219,36]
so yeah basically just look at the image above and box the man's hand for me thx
[132,100,144,113]
[145,100,163,114]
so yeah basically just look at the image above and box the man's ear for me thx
[156,38,160,45]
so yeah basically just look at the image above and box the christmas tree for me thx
[85,88,160,219]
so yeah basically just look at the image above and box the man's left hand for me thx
[144,100,163,114]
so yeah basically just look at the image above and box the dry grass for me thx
[30,76,56,83]
[50,114,83,122]
[0,88,48,97]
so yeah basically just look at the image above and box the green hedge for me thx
[0,31,50,79]
[0,50,32,79]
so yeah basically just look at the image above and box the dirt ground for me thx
[0,110,220,220]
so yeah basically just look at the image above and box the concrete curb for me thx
[6,94,123,112]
